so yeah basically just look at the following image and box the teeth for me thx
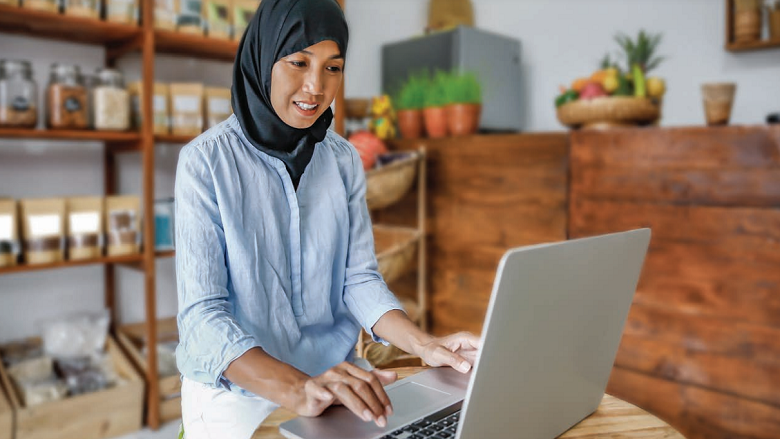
[295,102,317,110]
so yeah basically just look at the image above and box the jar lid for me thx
[95,68,125,88]
[49,64,82,85]
[0,60,33,76]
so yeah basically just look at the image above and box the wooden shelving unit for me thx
[1,0,346,431]
[725,0,780,52]
[0,253,144,276]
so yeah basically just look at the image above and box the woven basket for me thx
[375,225,420,285]
[344,98,370,120]
[366,152,420,211]
[556,96,661,129]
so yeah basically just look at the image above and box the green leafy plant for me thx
[394,72,429,111]
[424,70,450,108]
[614,30,665,74]
[443,71,482,105]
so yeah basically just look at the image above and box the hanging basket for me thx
[365,152,420,211]
[374,225,420,285]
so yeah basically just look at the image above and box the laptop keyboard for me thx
[380,402,462,439]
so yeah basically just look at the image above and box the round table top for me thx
[253,367,685,439]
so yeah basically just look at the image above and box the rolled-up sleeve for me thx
[174,144,258,388]
[342,145,405,345]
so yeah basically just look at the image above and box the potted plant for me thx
[444,71,482,136]
[394,73,427,139]
[422,70,449,138]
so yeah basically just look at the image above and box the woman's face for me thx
[270,40,344,129]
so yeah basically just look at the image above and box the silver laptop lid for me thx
[456,228,650,439]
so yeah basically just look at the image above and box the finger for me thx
[344,375,387,424]
[434,345,471,373]
[304,379,334,402]
[326,382,376,424]
[344,363,394,413]
[372,369,398,386]
[444,332,481,351]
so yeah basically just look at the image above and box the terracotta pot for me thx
[397,109,424,139]
[423,107,448,138]
[445,103,481,136]
[734,10,762,43]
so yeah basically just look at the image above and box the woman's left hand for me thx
[414,332,481,374]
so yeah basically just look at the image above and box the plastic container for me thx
[0,60,38,128]
[154,198,174,251]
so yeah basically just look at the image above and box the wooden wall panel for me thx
[385,133,569,336]
[571,125,780,439]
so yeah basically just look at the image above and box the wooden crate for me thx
[116,317,182,423]
[0,371,11,439]
[0,335,143,439]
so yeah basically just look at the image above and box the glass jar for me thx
[64,0,99,18]
[0,60,38,128]
[82,73,98,129]
[93,68,130,131]
[46,64,88,129]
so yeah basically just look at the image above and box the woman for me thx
[174,0,479,437]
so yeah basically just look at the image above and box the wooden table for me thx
[253,367,686,439]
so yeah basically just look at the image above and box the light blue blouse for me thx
[174,114,403,394]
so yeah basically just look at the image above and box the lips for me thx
[293,101,319,116]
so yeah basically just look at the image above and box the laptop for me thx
[280,228,651,439]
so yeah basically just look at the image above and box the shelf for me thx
[0,128,141,143]
[0,253,144,276]
[154,30,239,62]
[156,250,175,258]
[0,4,141,46]
[155,134,195,144]
[726,38,780,52]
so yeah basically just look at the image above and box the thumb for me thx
[441,348,471,373]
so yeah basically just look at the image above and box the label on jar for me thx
[208,98,231,115]
[69,212,100,234]
[12,96,30,112]
[0,215,12,241]
[29,214,60,237]
[65,97,82,113]
[174,96,200,113]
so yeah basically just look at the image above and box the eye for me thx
[327,65,343,73]
[289,60,306,68]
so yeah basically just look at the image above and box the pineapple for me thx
[614,30,665,97]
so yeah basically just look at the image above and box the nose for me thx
[302,69,324,96]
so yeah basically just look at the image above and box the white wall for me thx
[2,0,779,342]
[344,0,780,130]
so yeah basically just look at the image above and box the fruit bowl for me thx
[556,96,661,129]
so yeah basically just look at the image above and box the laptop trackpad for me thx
[387,381,451,419]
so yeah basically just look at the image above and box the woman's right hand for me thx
[293,362,398,427]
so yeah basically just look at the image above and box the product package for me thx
[0,198,19,268]
[66,197,103,261]
[106,0,138,25]
[22,0,57,13]
[204,86,231,128]
[170,82,204,136]
[203,0,231,39]
[129,81,170,135]
[20,198,66,265]
[232,0,259,41]
[64,0,99,19]
[154,198,174,251]
[177,0,204,35]
[105,195,141,256]
[155,0,178,30]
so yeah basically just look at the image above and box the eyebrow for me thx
[299,50,344,60]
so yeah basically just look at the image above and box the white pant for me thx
[181,378,279,439]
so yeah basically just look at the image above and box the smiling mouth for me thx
[294,101,319,111]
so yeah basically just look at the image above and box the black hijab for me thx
[232,0,349,189]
